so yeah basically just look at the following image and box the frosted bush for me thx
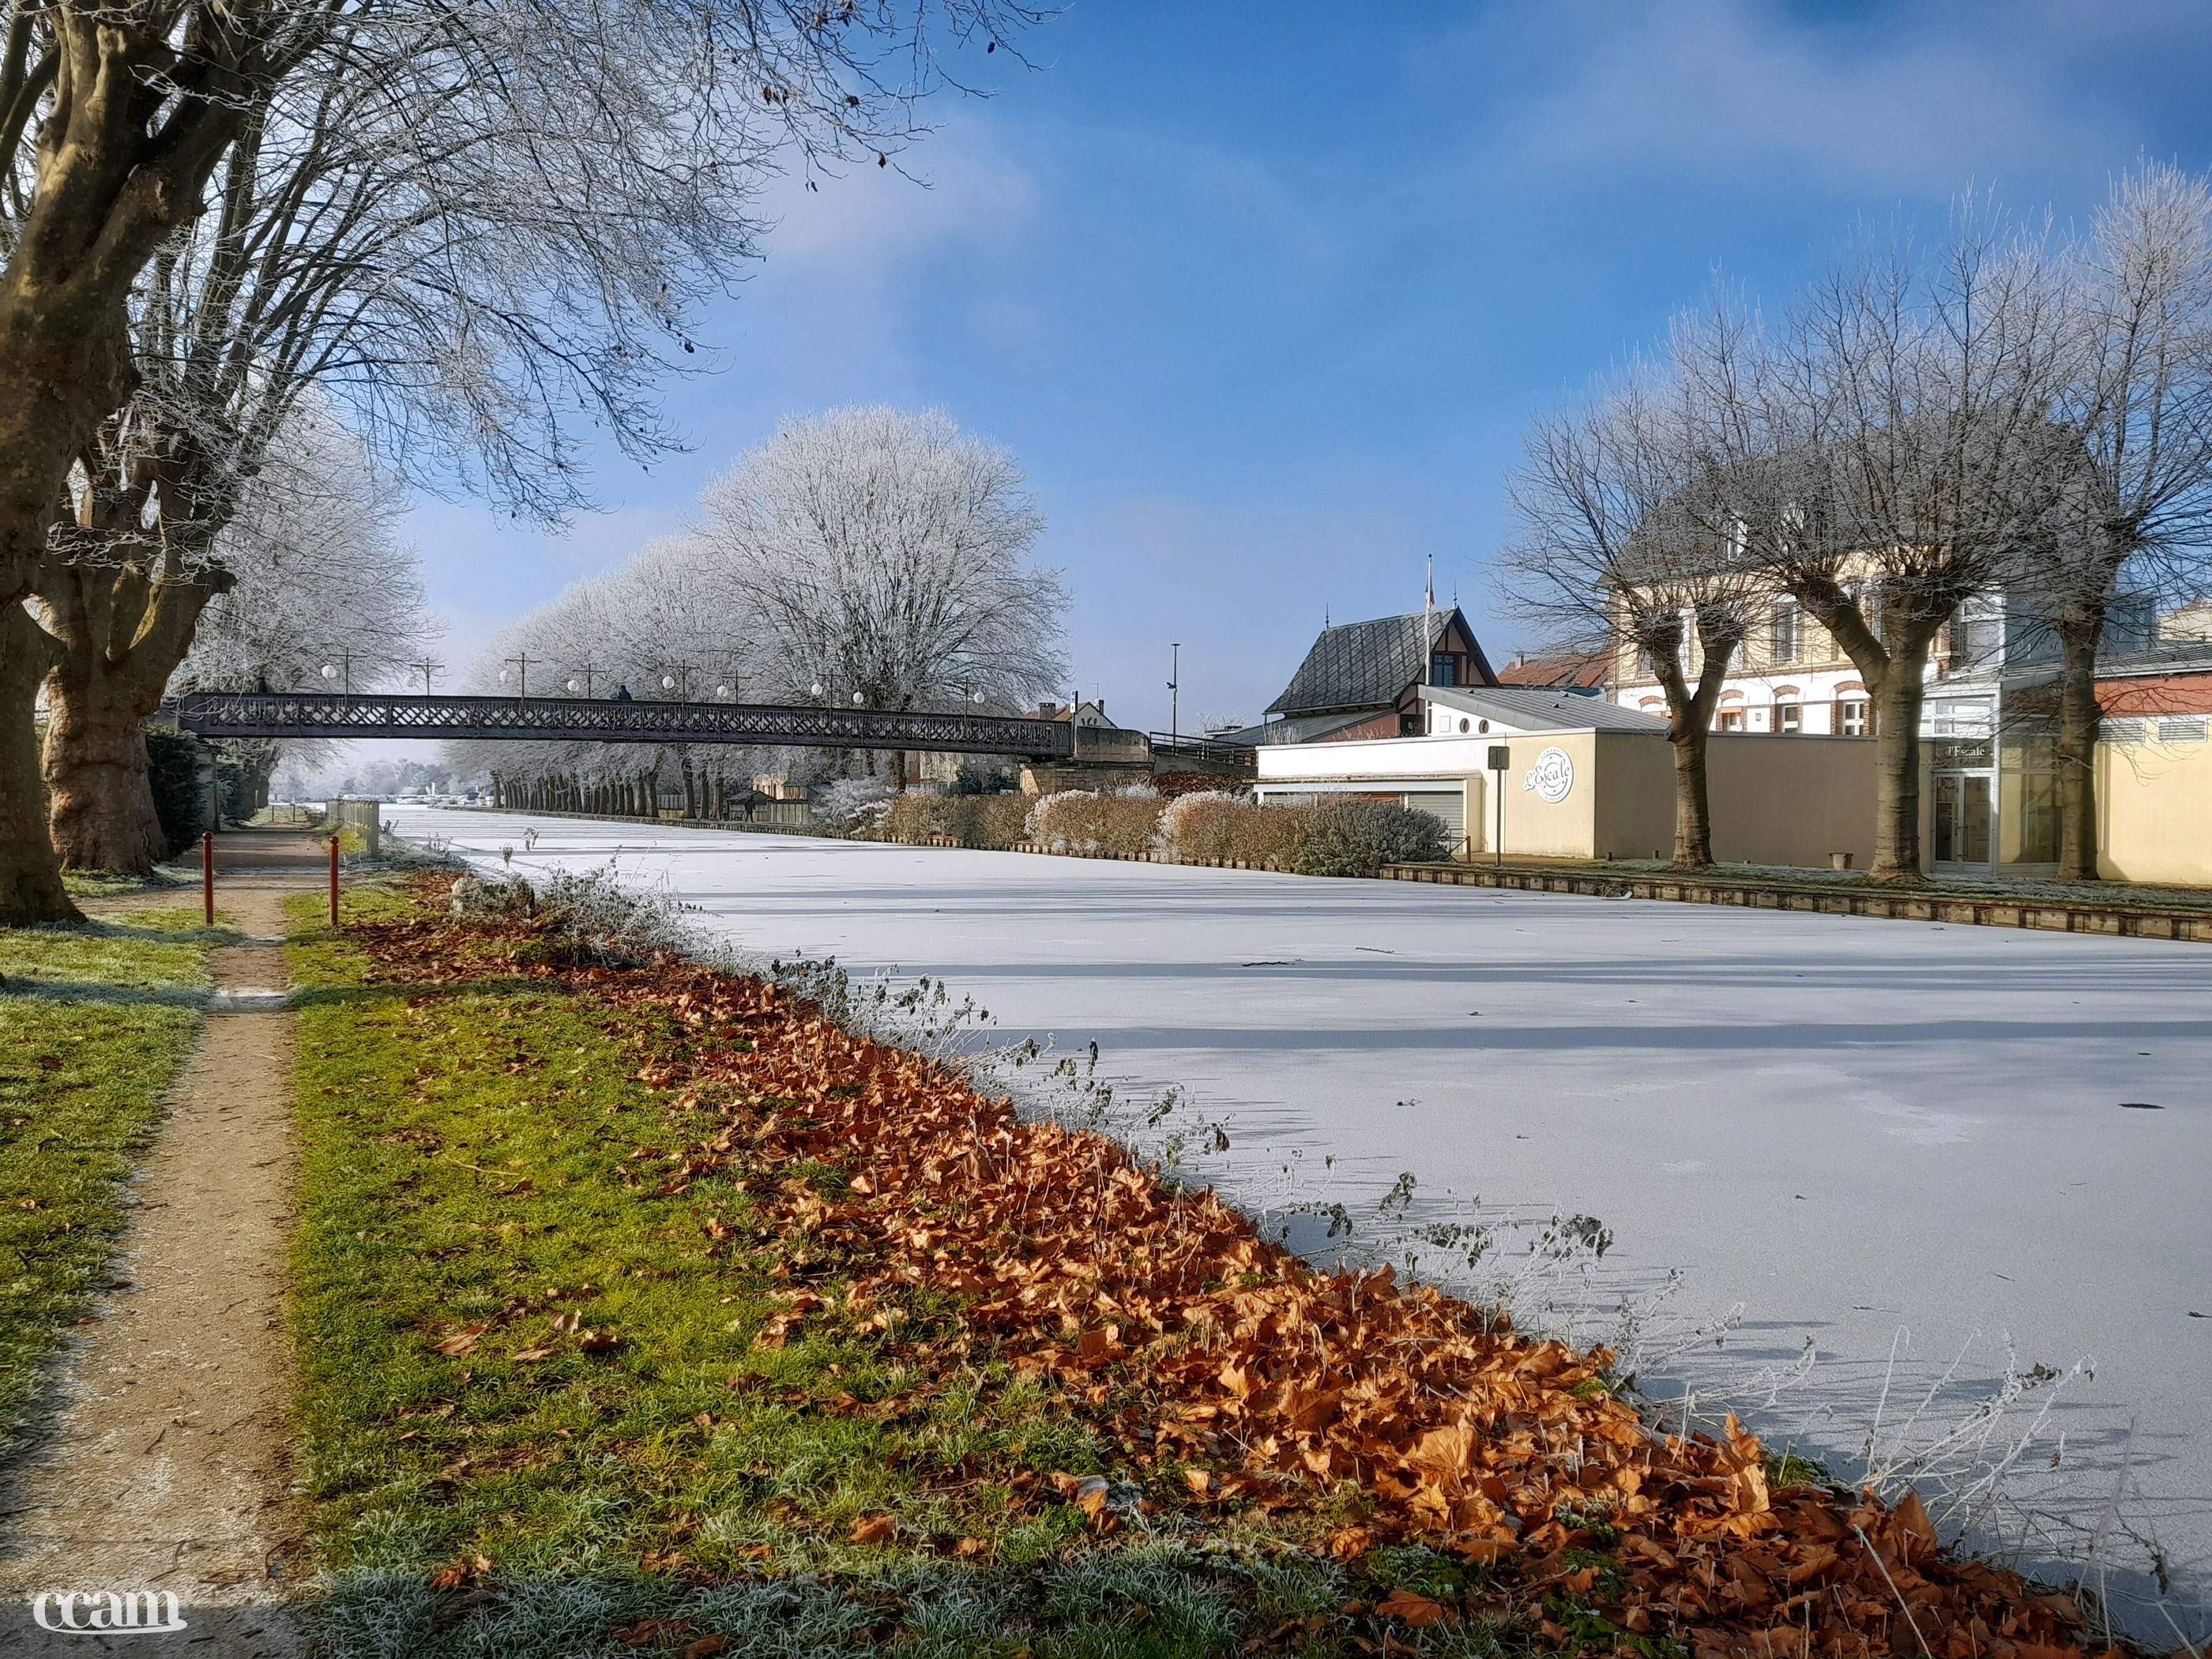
[1025,790,1098,852]
[886,793,954,843]
[1026,790,1161,856]
[1290,799,1446,875]
[815,777,894,837]
[1157,789,1246,858]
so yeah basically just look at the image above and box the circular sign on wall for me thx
[1522,746,1574,803]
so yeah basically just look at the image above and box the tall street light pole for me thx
[1168,642,1179,748]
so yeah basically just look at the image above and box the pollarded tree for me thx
[690,406,1068,786]
[0,0,1054,919]
[1679,209,2078,881]
[2006,162,2212,881]
[1502,361,1766,869]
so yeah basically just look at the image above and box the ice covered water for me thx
[392,806,2212,1631]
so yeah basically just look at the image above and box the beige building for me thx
[1256,686,1884,868]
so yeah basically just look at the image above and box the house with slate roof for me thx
[1221,607,1497,747]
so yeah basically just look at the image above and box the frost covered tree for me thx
[32,405,431,869]
[0,0,1053,919]
[1502,362,1766,870]
[455,408,1070,803]
[690,406,1068,786]
[450,544,776,820]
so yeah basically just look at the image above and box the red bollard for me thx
[201,830,214,927]
[328,835,340,929]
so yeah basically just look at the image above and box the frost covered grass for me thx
[0,906,239,992]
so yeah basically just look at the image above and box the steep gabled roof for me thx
[1266,608,1487,717]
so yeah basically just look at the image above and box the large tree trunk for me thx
[1651,613,1740,871]
[1868,660,1931,883]
[0,605,79,923]
[1667,724,1714,867]
[36,559,229,874]
[2054,619,2104,882]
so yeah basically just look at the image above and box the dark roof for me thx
[1266,608,1480,717]
[1497,649,1612,690]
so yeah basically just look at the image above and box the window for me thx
[1431,654,1458,687]
[1770,603,1800,665]
[1849,581,1883,645]
[1775,700,1801,735]
[1835,698,1870,737]
[1717,708,1744,732]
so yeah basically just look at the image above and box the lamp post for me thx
[659,663,698,700]
[415,659,444,696]
[566,664,596,698]
[1168,642,1180,749]
[500,654,534,700]
[319,649,354,697]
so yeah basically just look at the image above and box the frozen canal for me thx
[393,807,2208,1626]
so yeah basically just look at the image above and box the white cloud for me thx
[754,117,1041,269]
[1489,0,2137,194]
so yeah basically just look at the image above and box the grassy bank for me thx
[0,908,232,1441]
[285,879,2107,1659]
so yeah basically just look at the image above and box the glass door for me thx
[1932,773,1993,871]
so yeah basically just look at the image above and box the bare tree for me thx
[2007,162,2212,881]
[0,0,1054,920]
[691,405,1067,787]
[1503,365,1765,868]
[455,408,1070,803]
[1679,209,2076,881]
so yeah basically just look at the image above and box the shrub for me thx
[1156,790,1247,860]
[1026,790,1163,857]
[815,777,894,838]
[1290,799,1447,876]
[145,727,206,856]
[885,792,954,844]
[971,793,1033,848]
[1224,802,1307,867]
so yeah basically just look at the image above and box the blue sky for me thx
[405,0,2212,735]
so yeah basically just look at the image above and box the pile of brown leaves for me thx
[352,887,2125,1659]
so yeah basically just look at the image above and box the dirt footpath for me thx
[0,868,314,1656]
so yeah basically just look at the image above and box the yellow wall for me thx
[1484,732,1598,858]
[1592,732,1677,860]
[2098,740,2212,886]
[1706,735,1882,870]
[1578,733,1880,868]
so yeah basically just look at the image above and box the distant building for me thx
[1221,606,1496,747]
[1495,647,1611,694]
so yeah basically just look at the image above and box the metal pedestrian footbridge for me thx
[163,691,1076,759]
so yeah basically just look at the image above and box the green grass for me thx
[280,897,1574,1659]
[287,893,1119,1582]
[284,888,1559,1659]
[0,906,239,992]
[0,913,219,1442]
